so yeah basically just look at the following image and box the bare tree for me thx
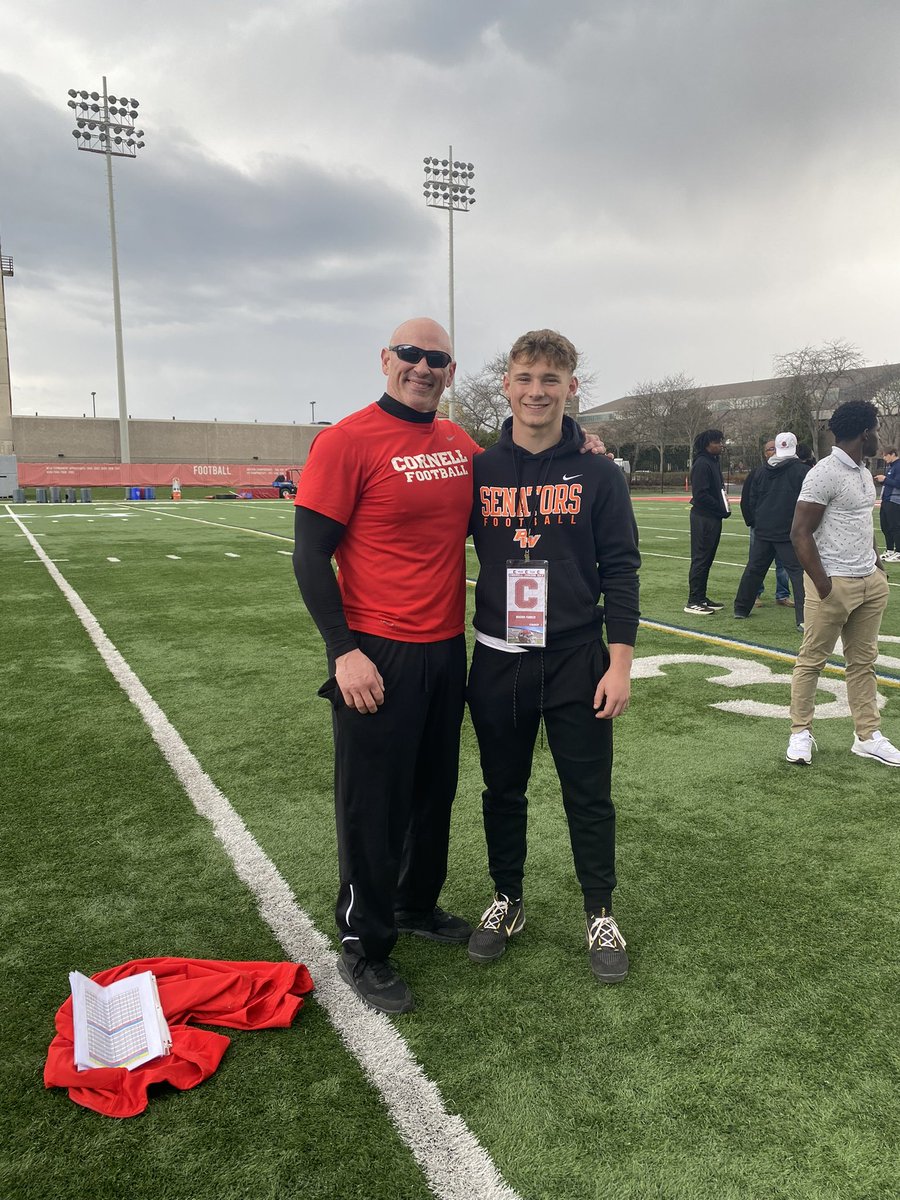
[663,373,712,466]
[873,373,900,452]
[723,399,777,472]
[772,376,814,448]
[773,338,867,455]
[623,380,673,487]
[451,351,509,446]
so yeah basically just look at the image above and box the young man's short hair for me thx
[507,329,578,375]
[827,400,878,442]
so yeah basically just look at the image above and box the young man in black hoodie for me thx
[466,329,641,984]
[685,429,730,615]
[733,432,809,629]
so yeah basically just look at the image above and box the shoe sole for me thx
[850,746,900,766]
[786,754,811,765]
[396,925,472,944]
[683,608,714,615]
[592,966,629,984]
[467,917,525,963]
[336,954,415,1014]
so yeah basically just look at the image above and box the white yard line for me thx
[142,507,293,543]
[5,504,520,1200]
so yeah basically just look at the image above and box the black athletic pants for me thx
[688,509,723,606]
[319,632,466,962]
[734,536,805,627]
[466,640,616,913]
[880,500,900,551]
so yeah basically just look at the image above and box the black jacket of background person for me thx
[740,462,765,527]
[690,450,731,519]
[746,456,811,541]
[471,415,641,652]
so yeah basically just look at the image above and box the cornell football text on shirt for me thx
[295,402,479,641]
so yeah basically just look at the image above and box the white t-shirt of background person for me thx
[798,447,877,578]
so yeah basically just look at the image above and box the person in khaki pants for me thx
[787,399,899,766]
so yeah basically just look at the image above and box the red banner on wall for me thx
[17,463,303,488]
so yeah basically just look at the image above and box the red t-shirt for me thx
[295,402,479,642]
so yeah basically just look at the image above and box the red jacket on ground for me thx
[45,957,314,1118]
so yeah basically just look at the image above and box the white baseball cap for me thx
[773,432,797,459]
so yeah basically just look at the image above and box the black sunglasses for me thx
[389,344,453,369]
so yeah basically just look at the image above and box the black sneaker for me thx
[703,598,725,610]
[395,906,473,943]
[336,950,414,1013]
[586,910,629,984]
[467,892,525,963]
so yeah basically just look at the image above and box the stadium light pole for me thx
[91,390,96,418]
[67,78,146,463]
[0,239,14,461]
[422,148,475,423]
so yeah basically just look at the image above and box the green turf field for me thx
[2,495,899,1200]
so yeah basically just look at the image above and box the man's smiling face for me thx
[380,318,455,413]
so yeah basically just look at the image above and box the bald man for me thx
[293,318,480,1013]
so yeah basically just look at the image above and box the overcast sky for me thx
[2,0,900,427]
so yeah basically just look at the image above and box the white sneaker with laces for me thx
[683,603,714,615]
[786,730,816,764]
[851,731,900,766]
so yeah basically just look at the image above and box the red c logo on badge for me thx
[514,577,539,609]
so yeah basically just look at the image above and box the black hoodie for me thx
[471,416,641,650]
[747,455,810,540]
[690,449,731,519]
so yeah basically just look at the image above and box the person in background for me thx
[684,429,729,615]
[874,447,900,561]
[740,438,792,609]
[733,432,809,631]
[787,401,899,767]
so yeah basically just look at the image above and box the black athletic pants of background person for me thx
[880,500,900,552]
[687,508,724,606]
[467,639,616,913]
[319,632,466,962]
[734,537,806,628]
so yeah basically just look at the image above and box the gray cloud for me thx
[2,1,900,427]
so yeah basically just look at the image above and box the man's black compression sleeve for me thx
[292,506,359,659]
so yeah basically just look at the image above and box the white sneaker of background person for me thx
[786,730,816,765]
[851,731,900,766]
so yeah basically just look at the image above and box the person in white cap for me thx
[733,431,809,629]
[787,400,899,766]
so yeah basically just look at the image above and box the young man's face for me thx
[503,355,577,437]
[862,424,879,457]
[706,438,724,456]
